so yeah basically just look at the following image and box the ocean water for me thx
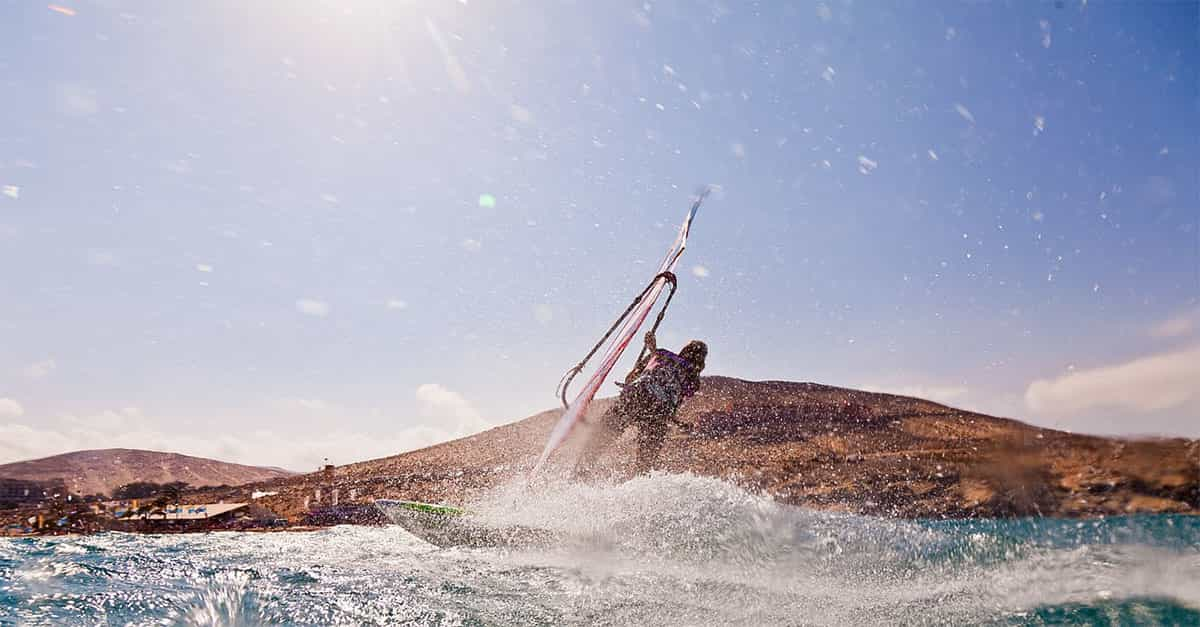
[1,474,1197,626]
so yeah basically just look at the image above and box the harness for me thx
[628,348,697,408]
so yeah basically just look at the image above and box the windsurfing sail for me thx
[529,189,709,478]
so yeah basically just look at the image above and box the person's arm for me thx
[643,331,657,353]
[622,332,659,384]
[623,352,653,384]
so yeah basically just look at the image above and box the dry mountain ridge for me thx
[0,448,296,497]
[209,376,1198,520]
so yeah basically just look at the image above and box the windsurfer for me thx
[574,331,708,478]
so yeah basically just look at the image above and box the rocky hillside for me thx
[0,448,295,497]
[201,377,1199,520]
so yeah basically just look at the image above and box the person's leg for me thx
[634,414,669,476]
[573,404,628,479]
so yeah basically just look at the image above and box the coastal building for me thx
[130,503,248,521]
[126,503,249,530]
[124,502,286,531]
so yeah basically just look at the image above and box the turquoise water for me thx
[1,475,1197,625]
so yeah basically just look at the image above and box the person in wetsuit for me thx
[575,331,708,478]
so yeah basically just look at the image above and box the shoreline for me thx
[5,501,1198,540]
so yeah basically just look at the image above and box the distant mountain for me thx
[221,376,1197,520]
[0,449,296,497]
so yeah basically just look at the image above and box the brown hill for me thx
[204,377,1199,520]
[0,448,295,497]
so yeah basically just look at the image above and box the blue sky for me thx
[1,0,1196,470]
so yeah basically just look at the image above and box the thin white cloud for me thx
[1149,309,1197,339]
[860,384,969,407]
[461,238,483,253]
[0,398,24,418]
[195,263,213,273]
[692,265,710,278]
[296,298,331,317]
[0,398,488,471]
[533,304,554,324]
[386,298,408,310]
[23,359,56,379]
[0,418,469,473]
[272,398,333,412]
[415,383,490,435]
[61,407,143,432]
[1024,344,1200,416]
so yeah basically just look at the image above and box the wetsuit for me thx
[577,348,701,476]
